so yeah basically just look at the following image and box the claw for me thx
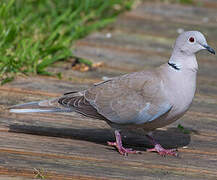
[108,141,140,155]
[146,134,178,157]
[146,144,178,157]
[108,130,141,155]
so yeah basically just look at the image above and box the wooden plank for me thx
[0,88,216,179]
[0,176,33,180]
[126,2,217,27]
[0,130,215,180]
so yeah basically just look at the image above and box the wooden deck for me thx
[0,1,217,179]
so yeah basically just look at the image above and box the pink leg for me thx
[107,130,141,156]
[146,134,178,157]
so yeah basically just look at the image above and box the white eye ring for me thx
[188,37,195,43]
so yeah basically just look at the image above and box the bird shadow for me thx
[9,123,191,151]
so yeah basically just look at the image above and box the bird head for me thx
[174,31,215,55]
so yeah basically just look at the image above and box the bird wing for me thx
[84,71,172,125]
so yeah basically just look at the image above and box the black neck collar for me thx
[168,62,180,70]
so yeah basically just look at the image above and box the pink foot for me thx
[146,134,178,157]
[108,130,141,156]
[147,144,178,157]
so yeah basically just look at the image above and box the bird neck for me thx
[168,50,198,72]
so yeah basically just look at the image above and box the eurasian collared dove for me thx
[9,31,215,156]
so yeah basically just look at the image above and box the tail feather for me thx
[9,108,72,113]
[9,99,71,114]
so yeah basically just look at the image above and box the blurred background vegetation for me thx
[0,0,134,84]
[0,0,197,84]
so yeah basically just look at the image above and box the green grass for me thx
[0,0,133,84]
[177,124,191,134]
[161,0,193,4]
[34,168,46,179]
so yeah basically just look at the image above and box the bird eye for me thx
[189,37,195,43]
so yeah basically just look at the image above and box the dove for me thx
[9,31,215,156]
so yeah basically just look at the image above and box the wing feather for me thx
[58,92,107,120]
[84,71,172,125]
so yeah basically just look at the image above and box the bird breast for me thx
[166,69,197,119]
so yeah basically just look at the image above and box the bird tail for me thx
[9,99,72,114]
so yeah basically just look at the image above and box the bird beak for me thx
[203,44,215,54]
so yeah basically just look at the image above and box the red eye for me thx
[189,37,195,43]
